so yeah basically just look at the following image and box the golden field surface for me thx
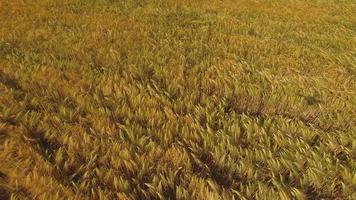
[0,0,355,199]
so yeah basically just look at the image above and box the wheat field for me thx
[0,0,355,199]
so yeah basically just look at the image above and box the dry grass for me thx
[0,0,355,199]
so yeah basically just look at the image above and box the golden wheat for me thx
[0,0,355,199]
